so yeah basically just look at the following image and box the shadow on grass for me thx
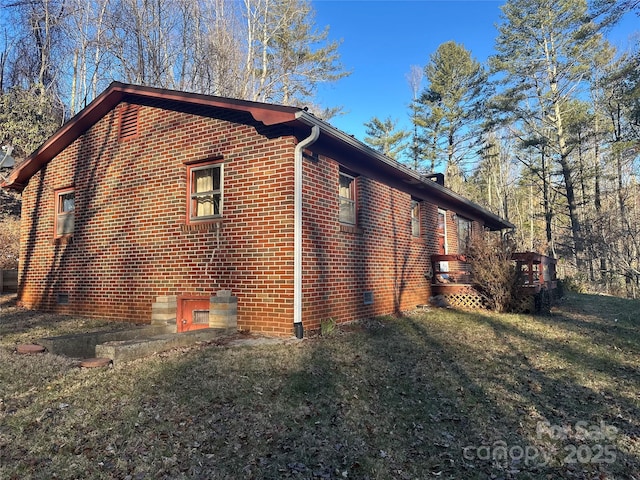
[113,300,640,478]
[424,302,640,477]
[0,294,130,345]
[2,294,640,479]
[0,308,83,339]
[533,293,640,346]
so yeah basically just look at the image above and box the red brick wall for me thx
[300,155,437,330]
[19,102,298,335]
[18,99,484,336]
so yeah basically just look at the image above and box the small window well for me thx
[57,293,70,305]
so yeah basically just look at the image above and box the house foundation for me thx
[210,291,237,330]
[151,295,177,330]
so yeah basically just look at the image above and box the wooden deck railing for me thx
[431,254,472,285]
[511,252,558,292]
[430,252,558,293]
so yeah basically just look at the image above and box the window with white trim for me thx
[188,162,223,221]
[55,188,75,237]
[437,209,447,254]
[339,172,356,225]
[411,200,420,237]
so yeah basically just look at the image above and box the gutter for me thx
[294,111,515,231]
[293,125,320,339]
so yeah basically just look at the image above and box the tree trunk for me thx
[540,148,554,256]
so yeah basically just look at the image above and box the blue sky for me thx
[312,0,639,143]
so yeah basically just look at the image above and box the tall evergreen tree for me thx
[417,41,488,191]
[0,86,62,157]
[491,0,607,266]
[268,0,349,105]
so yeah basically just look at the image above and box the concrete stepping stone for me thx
[16,344,45,354]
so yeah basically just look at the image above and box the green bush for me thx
[320,317,337,336]
[561,275,589,293]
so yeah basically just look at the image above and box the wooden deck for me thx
[511,252,558,292]
[430,252,558,312]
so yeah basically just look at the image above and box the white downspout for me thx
[293,125,320,338]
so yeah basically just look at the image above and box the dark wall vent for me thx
[119,104,140,140]
[363,291,374,305]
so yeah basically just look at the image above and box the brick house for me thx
[2,82,512,337]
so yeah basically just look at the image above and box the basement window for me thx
[363,291,374,305]
[56,293,69,305]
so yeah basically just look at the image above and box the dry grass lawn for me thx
[1,292,639,479]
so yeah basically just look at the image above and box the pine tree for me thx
[418,41,488,191]
[363,116,409,161]
[242,0,349,106]
[491,0,607,267]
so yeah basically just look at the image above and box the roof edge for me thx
[294,111,515,231]
[1,82,514,232]
[2,82,302,191]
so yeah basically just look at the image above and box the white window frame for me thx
[438,208,448,254]
[411,200,420,237]
[339,172,356,225]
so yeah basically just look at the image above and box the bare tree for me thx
[241,0,348,105]
[65,0,113,114]
[405,65,427,171]
[3,0,68,97]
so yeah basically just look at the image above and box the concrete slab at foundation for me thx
[39,324,177,358]
[95,327,236,364]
